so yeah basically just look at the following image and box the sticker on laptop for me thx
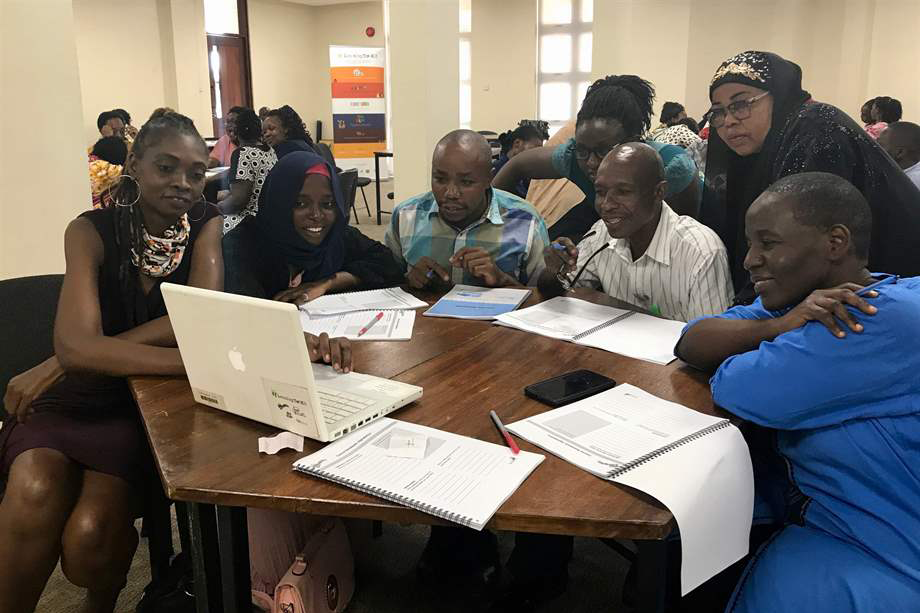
[261,378,316,427]
[193,388,226,410]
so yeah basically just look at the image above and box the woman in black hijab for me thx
[228,151,403,302]
[701,51,920,299]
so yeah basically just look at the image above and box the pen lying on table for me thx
[489,410,520,455]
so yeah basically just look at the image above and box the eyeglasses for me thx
[574,143,617,162]
[708,91,771,128]
[550,231,605,291]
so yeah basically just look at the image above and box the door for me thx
[207,34,252,138]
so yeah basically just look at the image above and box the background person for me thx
[208,106,243,168]
[878,121,920,189]
[492,123,546,197]
[218,108,278,235]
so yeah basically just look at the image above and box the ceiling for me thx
[283,0,373,5]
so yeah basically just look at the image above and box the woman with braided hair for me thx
[0,110,350,612]
[0,111,221,612]
[493,74,700,240]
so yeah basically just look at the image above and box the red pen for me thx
[356,311,384,337]
[489,410,520,455]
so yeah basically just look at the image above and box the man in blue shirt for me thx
[676,172,920,612]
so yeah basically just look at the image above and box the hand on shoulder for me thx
[776,283,878,339]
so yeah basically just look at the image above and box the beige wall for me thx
[248,0,384,139]
[73,0,166,144]
[248,0,318,126]
[388,0,460,202]
[1,0,89,278]
[311,1,385,136]
[72,0,211,144]
[593,0,920,126]
[470,0,537,132]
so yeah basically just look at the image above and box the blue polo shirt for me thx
[685,274,920,611]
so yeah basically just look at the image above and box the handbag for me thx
[273,518,355,613]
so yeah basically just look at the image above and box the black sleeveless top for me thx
[31,204,219,414]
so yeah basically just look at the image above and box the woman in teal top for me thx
[493,75,700,241]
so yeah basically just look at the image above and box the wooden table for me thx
[130,289,714,613]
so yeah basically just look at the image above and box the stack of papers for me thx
[423,285,532,320]
[299,310,416,341]
[301,287,427,316]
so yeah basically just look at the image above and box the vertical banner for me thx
[329,45,387,178]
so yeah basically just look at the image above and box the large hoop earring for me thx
[113,175,140,208]
[188,196,209,222]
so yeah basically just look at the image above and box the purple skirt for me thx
[1,374,151,486]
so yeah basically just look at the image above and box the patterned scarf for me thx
[131,214,190,277]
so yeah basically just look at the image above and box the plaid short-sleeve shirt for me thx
[385,189,549,286]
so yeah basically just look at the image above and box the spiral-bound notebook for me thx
[507,384,754,595]
[494,297,686,365]
[292,418,544,530]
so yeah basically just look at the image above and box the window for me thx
[537,0,592,136]
[204,0,239,35]
[459,0,472,129]
[204,0,253,138]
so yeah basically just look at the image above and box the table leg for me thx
[374,153,382,225]
[634,539,670,613]
[188,502,222,613]
[216,506,251,613]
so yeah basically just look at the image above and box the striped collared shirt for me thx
[574,203,733,322]
[385,188,549,286]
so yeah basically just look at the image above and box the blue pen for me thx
[855,275,896,296]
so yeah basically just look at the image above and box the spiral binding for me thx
[572,310,636,341]
[605,420,731,479]
[305,468,478,528]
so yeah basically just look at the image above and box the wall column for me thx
[0,0,89,278]
[387,0,459,203]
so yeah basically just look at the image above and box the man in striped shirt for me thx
[385,130,549,288]
[539,142,732,322]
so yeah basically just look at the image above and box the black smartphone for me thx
[524,370,616,407]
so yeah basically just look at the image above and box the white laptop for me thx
[161,283,422,442]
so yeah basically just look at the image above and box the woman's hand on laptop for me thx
[306,332,352,373]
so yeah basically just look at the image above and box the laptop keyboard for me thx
[318,389,375,425]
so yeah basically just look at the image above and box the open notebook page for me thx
[507,384,753,595]
[576,313,686,365]
[506,384,726,477]
[299,310,416,340]
[494,296,629,340]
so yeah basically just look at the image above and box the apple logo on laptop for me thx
[228,347,246,372]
